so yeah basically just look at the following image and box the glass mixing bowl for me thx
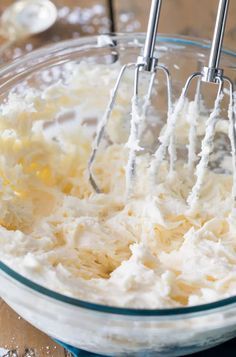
[1,34,236,357]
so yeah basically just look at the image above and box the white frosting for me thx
[149,89,186,188]
[0,62,236,309]
[187,86,201,171]
[187,92,224,206]
[125,95,143,196]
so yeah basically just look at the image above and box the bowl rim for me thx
[2,259,236,317]
[1,33,236,317]
[0,33,235,76]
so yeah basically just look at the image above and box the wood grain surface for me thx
[1,0,236,356]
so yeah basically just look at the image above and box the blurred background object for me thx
[0,0,57,41]
[0,0,236,63]
[0,0,58,59]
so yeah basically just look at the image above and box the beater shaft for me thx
[208,0,228,71]
[140,0,162,71]
[202,0,229,83]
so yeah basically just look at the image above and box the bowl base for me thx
[54,339,105,357]
[54,337,236,357]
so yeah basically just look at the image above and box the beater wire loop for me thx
[88,63,135,193]
[187,77,202,171]
[223,76,236,202]
[187,78,224,207]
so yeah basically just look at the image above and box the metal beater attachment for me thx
[88,0,172,194]
[150,0,236,207]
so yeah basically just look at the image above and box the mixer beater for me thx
[149,0,236,208]
[89,0,236,208]
[88,0,172,194]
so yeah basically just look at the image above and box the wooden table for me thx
[1,1,236,356]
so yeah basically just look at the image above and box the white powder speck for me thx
[0,348,9,357]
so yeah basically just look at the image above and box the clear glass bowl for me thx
[1,34,236,357]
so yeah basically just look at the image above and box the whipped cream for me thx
[0,62,235,308]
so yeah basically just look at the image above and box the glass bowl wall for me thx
[0,34,236,356]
